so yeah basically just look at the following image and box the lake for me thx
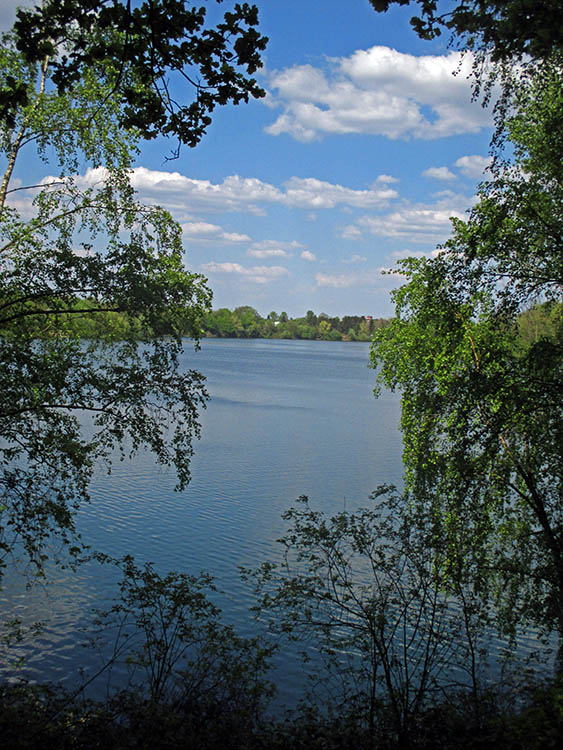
[0,338,406,699]
[1,337,550,704]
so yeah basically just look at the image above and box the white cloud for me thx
[42,167,399,219]
[360,204,465,243]
[130,167,280,215]
[315,269,385,288]
[374,174,400,185]
[423,166,457,181]
[301,250,317,261]
[315,273,361,289]
[247,248,291,258]
[387,249,430,261]
[342,254,367,264]
[384,247,446,268]
[181,222,250,243]
[455,154,491,178]
[253,239,302,251]
[265,47,493,142]
[5,177,69,218]
[5,193,35,219]
[201,261,289,284]
[340,225,364,240]
[353,193,473,244]
[124,167,399,216]
[247,239,302,258]
[282,177,397,209]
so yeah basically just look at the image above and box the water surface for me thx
[1,339,404,696]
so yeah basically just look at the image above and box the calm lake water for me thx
[1,338,551,703]
[1,339,405,699]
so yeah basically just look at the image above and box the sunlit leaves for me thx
[0,28,214,577]
[370,60,563,649]
[10,1,268,152]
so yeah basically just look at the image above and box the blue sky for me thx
[3,1,494,318]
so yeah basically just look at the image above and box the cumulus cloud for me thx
[181,222,250,243]
[283,177,397,209]
[254,239,302,251]
[122,167,399,216]
[455,154,491,178]
[42,167,399,219]
[129,167,280,215]
[423,166,457,181]
[200,261,289,284]
[6,175,80,218]
[340,225,364,240]
[387,249,430,260]
[315,273,361,289]
[359,203,465,243]
[301,250,317,261]
[265,47,493,142]
[374,174,400,185]
[315,269,386,288]
[247,239,303,258]
[350,192,473,244]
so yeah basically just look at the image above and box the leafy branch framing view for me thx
[0,1,562,748]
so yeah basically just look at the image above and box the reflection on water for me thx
[1,339,402,699]
[1,339,548,703]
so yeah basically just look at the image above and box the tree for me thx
[233,305,262,337]
[6,0,267,155]
[371,59,563,669]
[91,556,273,714]
[368,1,563,62]
[214,307,237,337]
[247,493,492,750]
[0,3,266,577]
[318,319,332,340]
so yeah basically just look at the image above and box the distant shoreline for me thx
[201,333,373,342]
[201,307,390,342]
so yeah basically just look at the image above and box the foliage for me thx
[1,675,562,749]
[370,59,563,665]
[0,555,274,748]
[246,492,494,749]
[0,2,268,577]
[88,556,274,713]
[202,307,389,341]
[0,547,277,748]
[18,303,390,342]
[368,1,563,62]
[516,302,563,354]
[7,0,268,153]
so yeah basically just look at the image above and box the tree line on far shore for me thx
[0,300,389,341]
[4,297,559,346]
[202,307,389,340]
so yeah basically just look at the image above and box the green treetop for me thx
[371,59,563,669]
